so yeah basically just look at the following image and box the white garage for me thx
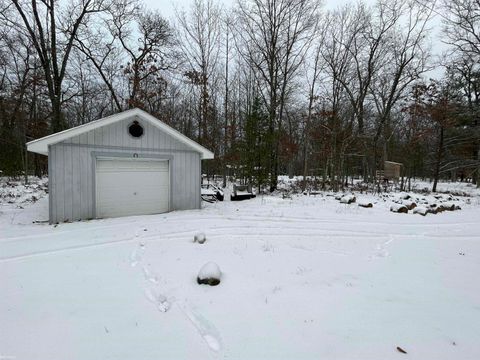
[95,158,170,218]
[26,108,214,223]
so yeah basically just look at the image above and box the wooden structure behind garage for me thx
[384,161,402,181]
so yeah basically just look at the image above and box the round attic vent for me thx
[128,120,144,138]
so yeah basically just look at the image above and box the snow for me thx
[410,180,480,197]
[201,188,216,196]
[0,177,48,205]
[1,181,480,359]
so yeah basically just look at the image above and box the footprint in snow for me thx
[130,242,146,267]
[142,265,159,283]
[370,236,393,259]
[177,303,222,353]
[144,287,170,313]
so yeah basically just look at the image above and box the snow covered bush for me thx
[197,262,221,286]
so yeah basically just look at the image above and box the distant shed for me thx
[27,108,214,223]
[384,161,402,181]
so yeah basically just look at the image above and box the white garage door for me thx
[96,158,169,218]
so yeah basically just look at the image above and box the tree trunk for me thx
[432,126,444,193]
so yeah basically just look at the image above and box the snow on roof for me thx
[26,108,214,159]
[384,161,403,166]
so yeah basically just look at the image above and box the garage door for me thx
[96,158,169,218]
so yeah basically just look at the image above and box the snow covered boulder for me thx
[427,206,439,214]
[413,207,428,216]
[358,200,373,208]
[340,194,356,204]
[334,193,344,200]
[194,232,206,244]
[442,202,456,211]
[399,192,411,200]
[402,200,417,210]
[197,262,221,286]
[390,203,408,213]
[428,203,438,211]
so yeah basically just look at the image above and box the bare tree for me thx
[175,0,223,150]
[4,0,111,132]
[369,0,435,182]
[442,0,480,186]
[443,0,480,58]
[235,0,319,191]
[301,23,325,191]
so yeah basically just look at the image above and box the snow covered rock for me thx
[427,206,439,214]
[413,207,428,216]
[358,200,373,208]
[340,194,356,204]
[402,200,417,210]
[334,193,344,200]
[442,202,457,211]
[437,204,447,213]
[390,203,408,213]
[194,232,206,244]
[197,262,221,286]
[399,192,411,200]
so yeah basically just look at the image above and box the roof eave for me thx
[26,108,215,159]
[27,141,48,155]
[201,152,214,160]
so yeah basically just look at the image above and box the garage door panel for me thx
[96,159,169,218]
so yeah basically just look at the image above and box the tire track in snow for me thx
[2,210,474,262]
[2,212,473,243]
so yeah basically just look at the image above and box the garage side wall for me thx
[48,117,202,223]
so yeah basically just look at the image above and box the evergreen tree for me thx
[242,97,270,190]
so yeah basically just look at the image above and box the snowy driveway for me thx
[1,194,480,359]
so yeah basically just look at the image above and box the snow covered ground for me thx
[0,177,48,205]
[1,182,480,360]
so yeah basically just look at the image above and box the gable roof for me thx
[27,108,214,159]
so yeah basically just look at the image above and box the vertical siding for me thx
[49,117,202,223]
[55,145,65,222]
[79,133,89,219]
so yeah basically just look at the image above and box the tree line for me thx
[0,0,479,191]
